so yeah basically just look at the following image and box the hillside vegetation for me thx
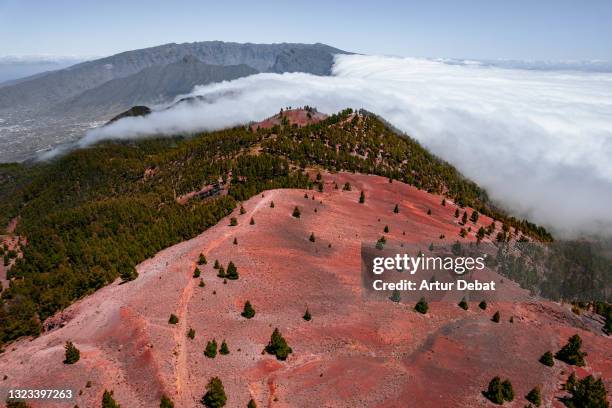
[0,109,552,345]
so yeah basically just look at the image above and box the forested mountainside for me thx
[0,109,552,345]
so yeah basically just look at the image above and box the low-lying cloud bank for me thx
[82,55,612,238]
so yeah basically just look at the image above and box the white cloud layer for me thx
[83,55,612,237]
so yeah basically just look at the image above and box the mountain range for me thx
[0,41,349,162]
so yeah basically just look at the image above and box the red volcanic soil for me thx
[250,108,328,130]
[0,173,609,407]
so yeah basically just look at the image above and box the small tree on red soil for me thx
[187,328,196,339]
[454,208,460,218]
[539,351,554,367]
[63,341,80,364]
[168,314,179,324]
[241,301,255,319]
[566,375,608,408]
[458,298,468,310]
[193,267,201,278]
[198,253,207,265]
[359,191,365,203]
[525,386,541,407]
[247,399,257,408]
[265,328,292,360]
[470,210,479,223]
[240,205,246,215]
[102,390,120,408]
[479,300,487,310]
[230,217,238,226]
[204,339,218,358]
[414,297,428,314]
[226,261,239,280]
[270,201,275,208]
[160,394,174,408]
[393,204,399,213]
[492,311,501,323]
[461,211,468,225]
[292,206,301,218]
[309,232,315,242]
[219,340,230,355]
[249,217,255,225]
[556,334,587,366]
[202,377,227,407]
[343,182,351,191]
[303,308,312,321]
[217,265,226,278]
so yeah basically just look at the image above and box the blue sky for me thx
[0,0,611,60]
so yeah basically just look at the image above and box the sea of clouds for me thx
[82,55,612,237]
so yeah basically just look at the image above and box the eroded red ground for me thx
[0,173,609,407]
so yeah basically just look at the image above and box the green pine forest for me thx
[0,108,552,345]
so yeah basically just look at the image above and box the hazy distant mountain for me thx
[57,56,257,117]
[0,41,349,162]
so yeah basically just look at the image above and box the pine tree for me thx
[241,301,255,319]
[454,208,460,218]
[230,217,238,226]
[470,210,479,223]
[492,311,501,323]
[384,225,389,233]
[226,261,239,280]
[343,182,351,191]
[303,308,312,321]
[393,204,399,213]
[479,300,487,310]
[441,199,446,206]
[270,201,275,208]
[204,340,218,358]
[187,328,195,339]
[168,314,179,324]
[539,351,554,367]
[217,265,226,278]
[63,341,80,364]
[240,205,246,215]
[292,206,301,218]
[461,211,468,225]
[359,191,365,203]
[198,253,207,265]
[214,260,220,269]
[458,298,468,310]
[102,390,120,408]
[202,377,227,408]
[233,237,238,245]
[415,297,428,314]
[265,328,293,360]
[309,233,315,242]
[220,340,230,355]
[249,217,255,225]
[247,399,257,408]
[525,386,541,407]
[565,372,577,392]
[567,375,608,408]
[427,209,432,215]
[199,279,205,288]
[160,395,174,408]
[193,267,201,278]
[389,290,401,303]
[484,377,504,404]
[556,334,586,366]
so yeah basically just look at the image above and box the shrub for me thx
[226,261,239,280]
[492,311,500,323]
[247,399,257,408]
[230,217,238,226]
[483,377,513,404]
[63,341,80,364]
[556,334,587,366]
[241,301,255,319]
[343,182,351,191]
[168,314,179,324]
[359,191,365,203]
[303,308,312,321]
[415,297,428,314]
[479,300,487,310]
[102,390,120,408]
[160,394,174,408]
[240,205,246,215]
[202,377,227,408]
[204,340,218,358]
[525,386,541,407]
[458,298,468,310]
[265,328,292,360]
[539,351,554,367]
[292,206,301,218]
[187,328,195,339]
[199,279,205,288]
